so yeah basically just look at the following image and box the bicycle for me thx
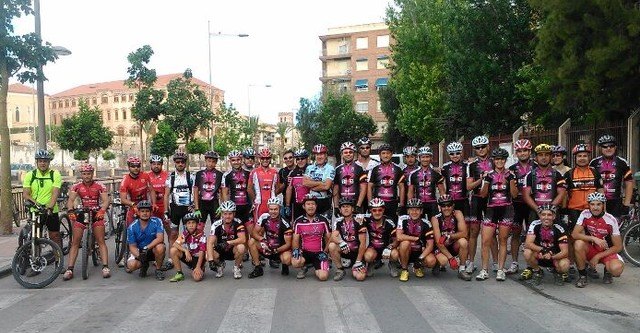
[56,195,73,255]
[111,195,129,267]
[73,207,102,280]
[621,193,640,267]
[12,200,65,289]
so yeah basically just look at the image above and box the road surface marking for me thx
[320,287,382,333]
[217,288,277,333]
[0,294,30,310]
[116,290,195,332]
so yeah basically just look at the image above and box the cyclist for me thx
[465,135,493,274]
[477,148,518,281]
[162,151,196,271]
[242,147,256,172]
[402,146,419,180]
[248,147,279,235]
[119,156,155,227]
[206,201,247,279]
[551,145,571,175]
[193,150,223,229]
[285,148,310,221]
[126,200,166,280]
[221,150,252,223]
[589,135,634,219]
[328,198,368,281]
[368,143,406,221]
[523,204,570,285]
[333,141,367,216]
[23,149,63,249]
[355,136,380,172]
[63,163,110,280]
[247,197,293,277]
[147,155,168,228]
[407,146,445,220]
[431,194,472,281]
[362,198,399,277]
[572,192,624,287]
[303,144,335,218]
[291,195,332,281]
[397,198,436,281]
[169,213,206,282]
[276,149,295,196]
[441,142,470,222]
[507,139,535,275]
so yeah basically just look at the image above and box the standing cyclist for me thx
[193,150,223,229]
[333,141,367,216]
[147,155,169,229]
[303,144,335,218]
[222,150,252,224]
[368,143,405,221]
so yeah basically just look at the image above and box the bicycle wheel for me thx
[59,214,72,255]
[81,229,90,280]
[114,222,126,264]
[12,238,64,289]
[104,208,115,240]
[91,232,99,267]
[622,222,640,267]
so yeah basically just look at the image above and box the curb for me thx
[0,264,12,279]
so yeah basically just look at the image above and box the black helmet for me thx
[137,200,152,210]
[406,198,423,208]
[491,148,509,159]
[182,212,200,223]
[357,137,372,147]
[204,150,220,159]
[338,197,355,207]
[597,135,616,146]
[378,143,393,153]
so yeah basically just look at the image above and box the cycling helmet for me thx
[437,194,454,206]
[258,147,272,158]
[137,200,152,210]
[491,148,509,159]
[446,142,463,154]
[34,149,52,160]
[79,163,94,173]
[471,136,489,147]
[267,196,282,206]
[243,147,255,158]
[127,156,141,166]
[204,150,220,159]
[513,139,532,150]
[301,194,317,204]
[369,198,385,208]
[338,197,355,207]
[294,148,309,158]
[378,143,393,153]
[586,192,606,203]
[538,204,557,214]
[312,144,328,154]
[173,151,187,161]
[597,134,616,146]
[149,154,163,163]
[340,141,356,152]
[357,137,372,147]
[572,143,592,155]
[417,146,433,156]
[402,146,417,156]
[534,144,552,154]
[406,198,423,208]
[220,200,237,212]
[551,145,567,155]
[182,212,200,223]
[228,150,242,158]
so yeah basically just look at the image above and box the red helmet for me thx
[258,147,272,158]
[127,156,141,166]
[513,139,532,150]
[312,144,328,154]
[79,163,94,173]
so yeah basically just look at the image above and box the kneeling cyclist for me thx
[397,198,437,282]
[291,195,331,281]
[362,198,399,277]
[523,205,570,285]
[247,197,293,278]
[126,200,166,280]
[329,198,368,281]
[169,213,206,282]
[432,195,471,281]
[206,201,247,279]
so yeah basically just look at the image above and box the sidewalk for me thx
[0,226,21,278]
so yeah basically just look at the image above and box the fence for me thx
[567,119,628,166]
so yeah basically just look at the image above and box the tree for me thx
[102,150,116,161]
[73,151,88,161]
[55,100,113,167]
[0,0,58,234]
[163,69,212,146]
[213,102,248,157]
[186,137,208,167]
[275,121,291,155]
[241,116,263,150]
[295,97,320,152]
[379,85,412,149]
[125,45,165,166]
[150,121,178,159]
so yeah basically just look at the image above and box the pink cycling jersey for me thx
[293,215,330,252]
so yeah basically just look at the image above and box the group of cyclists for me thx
[23,133,633,287]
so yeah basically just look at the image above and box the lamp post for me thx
[207,20,248,149]
[247,84,271,118]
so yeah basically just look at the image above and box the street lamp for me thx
[207,20,248,149]
[247,84,272,118]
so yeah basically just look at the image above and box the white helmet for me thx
[446,142,463,154]
[219,200,237,212]
[471,135,489,147]
[417,146,433,156]
[586,192,606,203]
[267,196,282,206]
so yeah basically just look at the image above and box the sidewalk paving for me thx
[0,226,21,278]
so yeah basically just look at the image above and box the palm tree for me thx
[275,121,291,154]
[245,116,262,149]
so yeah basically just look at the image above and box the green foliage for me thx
[163,69,212,144]
[275,121,291,153]
[55,100,113,160]
[73,151,89,161]
[213,102,249,156]
[102,150,116,161]
[295,97,320,152]
[378,86,412,149]
[241,116,262,149]
[150,121,178,158]
[186,137,209,155]
[125,45,157,89]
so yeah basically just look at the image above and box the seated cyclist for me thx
[431,194,471,281]
[291,194,331,281]
[396,198,437,282]
[328,198,368,281]
[127,200,166,280]
[523,204,570,285]
[206,201,247,279]
[169,213,206,282]
[362,198,400,278]
[572,192,624,288]
[247,197,293,278]
[64,163,111,280]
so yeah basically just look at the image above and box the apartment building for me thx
[319,22,391,141]
[5,83,50,144]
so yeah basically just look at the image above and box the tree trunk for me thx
[139,121,144,169]
[0,59,14,234]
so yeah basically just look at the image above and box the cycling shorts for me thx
[434,243,459,256]
[470,196,488,224]
[44,213,60,232]
[422,202,439,220]
[214,245,236,261]
[236,204,251,224]
[302,251,329,271]
[586,245,623,265]
[482,206,513,228]
[169,204,190,228]
[453,199,470,219]
[72,211,105,230]
[180,255,205,270]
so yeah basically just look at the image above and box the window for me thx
[107,110,111,121]
[356,37,368,49]
[58,101,63,108]
[114,95,119,103]
[92,97,97,105]
[377,35,390,48]
[129,94,134,102]
[355,101,369,113]
[377,100,382,113]
[115,109,119,121]
[64,99,69,107]
[15,107,20,123]
[51,102,56,109]
[377,55,390,69]
[71,99,76,107]
[376,122,388,134]
[122,108,127,120]
[122,94,127,102]
[355,58,368,71]
[53,114,57,125]
[117,126,125,136]
[101,95,108,104]
[354,79,368,92]
[375,78,389,91]
[338,43,349,54]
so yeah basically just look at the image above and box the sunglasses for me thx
[439,203,454,208]
[295,157,307,161]
[175,161,186,164]
[474,145,488,149]
[360,146,371,150]
[449,152,461,156]
[601,144,616,149]
[129,164,141,168]
[552,154,563,157]
[283,156,293,160]
[370,208,384,213]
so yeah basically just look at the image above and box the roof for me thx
[51,73,222,98]
[8,83,38,95]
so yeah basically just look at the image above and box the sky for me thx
[12,0,393,124]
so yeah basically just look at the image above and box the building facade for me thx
[319,22,391,141]
[5,83,50,144]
